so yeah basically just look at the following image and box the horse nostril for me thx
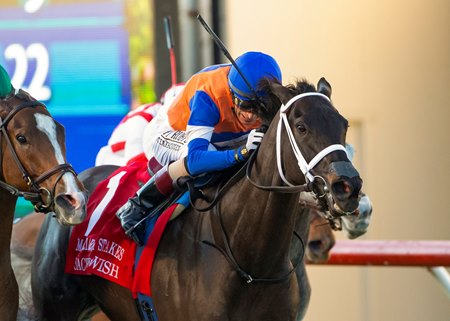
[55,194,80,210]
[308,240,323,252]
[331,180,354,200]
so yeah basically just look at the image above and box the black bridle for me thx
[0,90,77,213]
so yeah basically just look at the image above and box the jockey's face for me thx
[232,94,260,126]
[234,105,259,126]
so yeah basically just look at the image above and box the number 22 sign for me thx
[4,42,51,101]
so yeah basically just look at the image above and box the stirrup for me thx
[120,197,167,246]
[125,193,179,246]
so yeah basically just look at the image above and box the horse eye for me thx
[296,123,307,133]
[16,135,27,144]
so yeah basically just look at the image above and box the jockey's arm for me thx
[181,91,243,176]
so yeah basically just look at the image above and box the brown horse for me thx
[305,210,336,264]
[32,78,362,320]
[0,86,87,320]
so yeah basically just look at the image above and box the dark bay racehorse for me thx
[0,86,87,320]
[32,78,362,321]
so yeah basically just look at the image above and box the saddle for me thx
[175,162,246,211]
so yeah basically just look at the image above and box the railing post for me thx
[427,266,450,299]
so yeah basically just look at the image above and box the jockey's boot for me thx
[116,164,174,245]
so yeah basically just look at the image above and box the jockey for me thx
[95,84,184,166]
[117,51,282,244]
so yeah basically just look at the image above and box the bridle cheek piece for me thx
[30,163,77,212]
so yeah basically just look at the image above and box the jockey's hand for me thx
[246,128,265,151]
[234,127,267,162]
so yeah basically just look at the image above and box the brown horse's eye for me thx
[16,135,27,144]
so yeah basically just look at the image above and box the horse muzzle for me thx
[325,161,362,215]
[53,190,88,225]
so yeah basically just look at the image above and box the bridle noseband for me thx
[0,90,77,213]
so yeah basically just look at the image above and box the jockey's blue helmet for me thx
[0,65,12,98]
[228,51,282,101]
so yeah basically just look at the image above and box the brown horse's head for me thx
[0,88,87,225]
[306,210,336,263]
[261,77,362,215]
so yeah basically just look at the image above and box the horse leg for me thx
[76,276,141,321]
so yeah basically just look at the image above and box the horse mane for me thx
[288,78,317,94]
[257,78,317,125]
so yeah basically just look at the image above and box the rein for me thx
[0,92,77,212]
[202,204,305,284]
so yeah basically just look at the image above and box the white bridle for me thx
[276,92,348,186]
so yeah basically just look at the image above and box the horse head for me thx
[260,77,363,216]
[0,87,87,225]
[306,209,336,263]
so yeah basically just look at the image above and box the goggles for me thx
[232,93,258,113]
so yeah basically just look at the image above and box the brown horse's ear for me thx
[317,77,332,98]
[271,82,294,105]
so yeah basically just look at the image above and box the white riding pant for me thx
[143,111,216,167]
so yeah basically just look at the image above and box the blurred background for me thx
[1,0,449,320]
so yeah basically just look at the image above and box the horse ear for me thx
[271,82,294,104]
[317,77,332,98]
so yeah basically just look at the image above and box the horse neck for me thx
[218,121,306,274]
